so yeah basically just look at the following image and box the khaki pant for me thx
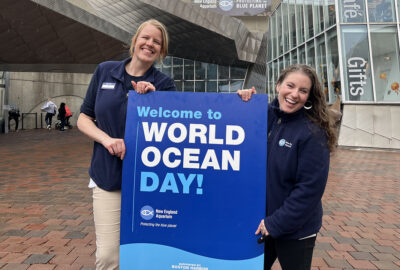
[92,186,121,270]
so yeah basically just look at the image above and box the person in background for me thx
[41,98,57,130]
[58,102,66,131]
[238,64,337,270]
[77,19,176,269]
[64,103,73,128]
[8,105,20,131]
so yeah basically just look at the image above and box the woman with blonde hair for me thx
[77,19,176,269]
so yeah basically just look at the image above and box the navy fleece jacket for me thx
[265,98,330,239]
[80,58,176,191]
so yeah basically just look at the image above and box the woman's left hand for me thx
[255,219,268,236]
[237,87,256,102]
[131,81,156,94]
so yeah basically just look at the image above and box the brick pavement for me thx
[0,129,399,270]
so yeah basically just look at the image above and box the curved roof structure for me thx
[0,0,264,73]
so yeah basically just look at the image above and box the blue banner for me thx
[121,91,268,269]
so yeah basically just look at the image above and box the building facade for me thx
[1,0,400,148]
[266,0,400,148]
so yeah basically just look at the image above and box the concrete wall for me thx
[235,16,268,32]
[10,72,400,151]
[339,104,400,149]
[9,72,92,130]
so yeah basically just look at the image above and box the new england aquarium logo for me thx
[140,205,154,220]
[279,138,292,148]
[219,0,234,11]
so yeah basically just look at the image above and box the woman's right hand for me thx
[237,86,256,102]
[131,81,155,94]
[77,113,126,160]
[102,137,126,160]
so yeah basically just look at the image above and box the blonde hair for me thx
[276,64,338,152]
[129,19,169,62]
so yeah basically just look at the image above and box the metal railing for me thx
[21,113,38,130]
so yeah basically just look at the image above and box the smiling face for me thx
[132,24,163,65]
[276,71,312,114]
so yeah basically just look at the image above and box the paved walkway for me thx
[0,129,399,270]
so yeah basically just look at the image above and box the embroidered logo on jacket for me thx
[279,139,292,148]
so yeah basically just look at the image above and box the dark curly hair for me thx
[276,64,337,152]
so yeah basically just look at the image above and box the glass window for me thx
[368,0,395,22]
[184,59,194,80]
[218,65,229,79]
[318,1,324,31]
[398,0,400,20]
[299,45,306,64]
[313,1,323,34]
[370,25,400,101]
[174,81,183,92]
[195,62,206,80]
[272,61,279,96]
[326,29,341,104]
[339,0,366,23]
[289,0,297,47]
[218,80,230,93]
[162,66,172,77]
[195,81,206,92]
[304,1,314,40]
[282,2,289,52]
[173,66,183,80]
[267,25,273,61]
[341,25,373,101]
[206,81,217,92]
[324,0,336,27]
[173,57,183,65]
[163,56,172,65]
[284,55,290,69]
[277,7,283,55]
[271,15,277,59]
[291,49,298,64]
[231,66,246,79]
[184,81,194,92]
[296,2,305,44]
[316,35,328,101]
[278,58,284,75]
[231,80,244,92]
[306,40,315,67]
[268,62,274,98]
[207,64,217,80]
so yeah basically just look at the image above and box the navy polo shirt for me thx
[80,58,176,191]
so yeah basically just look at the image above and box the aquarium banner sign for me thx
[120,91,268,270]
[192,0,271,16]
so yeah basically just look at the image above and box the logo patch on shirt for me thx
[101,82,116,89]
[279,139,292,148]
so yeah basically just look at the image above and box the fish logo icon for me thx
[141,209,153,216]
[219,0,233,11]
[140,205,154,220]
[279,139,286,147]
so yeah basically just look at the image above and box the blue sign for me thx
[120,91,268,269]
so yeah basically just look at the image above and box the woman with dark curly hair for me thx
[238,64,337,270]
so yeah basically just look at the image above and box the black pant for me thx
[45,113,54,126]
[8,116,19,131]
[264,236,316,270]
[60,117,65,130]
